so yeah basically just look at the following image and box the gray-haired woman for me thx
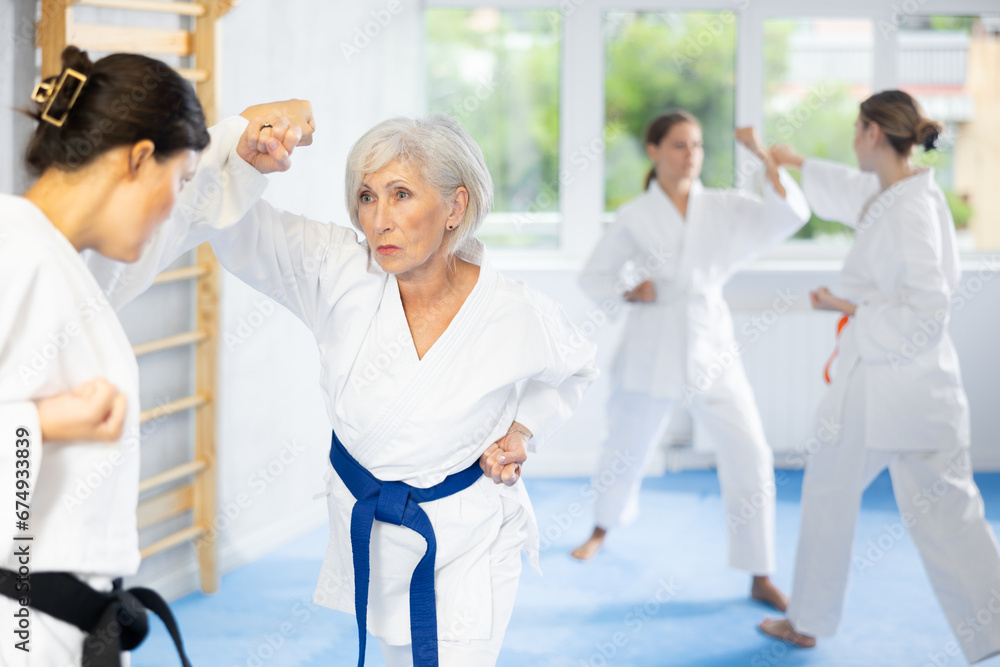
[202,114,598,666]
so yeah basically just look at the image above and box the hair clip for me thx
[31,67,87,128]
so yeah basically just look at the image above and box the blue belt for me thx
[329,430,484,667]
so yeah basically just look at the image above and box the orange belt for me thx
[823,315,851,384]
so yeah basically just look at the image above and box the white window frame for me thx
[425,0,1000,269]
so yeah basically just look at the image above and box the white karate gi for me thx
[579,173,810,575]
[786,158,1000,664]
[202,170,598,664]
[0,117,265,666]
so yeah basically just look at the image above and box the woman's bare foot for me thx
[751,575,788,612]
[757,617,817,648]
[571,527,607,561]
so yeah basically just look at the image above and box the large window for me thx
[425,8,561,247]
[897,14,1000,250]
[424,3,1000,259]
[604,11,737,212]
[763,19,873,241]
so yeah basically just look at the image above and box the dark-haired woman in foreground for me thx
[572,112,810,611]
[0,47,307,666]
[759,90,1000,664]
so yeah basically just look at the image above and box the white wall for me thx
[0,0,38,195]
[123,0,429,598]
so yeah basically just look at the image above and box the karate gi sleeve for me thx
[85,116,269,310]
[725,167,812,266]
[209,198,371,332]
[514,303,600,452]
[800,158,880,229]
[578,219,638,306]
[0,249,52,554]
[851,202,952,365]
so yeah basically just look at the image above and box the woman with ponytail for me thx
[572,111,811,611]
[758,90,1000,664]
[0,46,310,666]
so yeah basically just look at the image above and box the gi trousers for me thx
[591,365,777,576]
[787,369,1000,664]
[378,498,527,667]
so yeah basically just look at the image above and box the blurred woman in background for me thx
[758,91,1000,665]
[572,111,811,612]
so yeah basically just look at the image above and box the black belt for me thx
[0,568,191,666]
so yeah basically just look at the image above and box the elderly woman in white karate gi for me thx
[0,46,308,667]
[758,90,1000,665]
[149,114,597,667]
[572,111,810,611]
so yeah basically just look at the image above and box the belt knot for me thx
[375,481,410,525]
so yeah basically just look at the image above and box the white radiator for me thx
[733,310,841,453]
[656,310,842,470]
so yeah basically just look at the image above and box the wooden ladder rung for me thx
[75,0,206,16]
[68,22,194,56]
[141,524,205,559]
[139,459,208,493]
[133,330,207,357]
[153,265,209,286]
[137,483,194,530]
[177,68,210,83]
[140,394,208,424]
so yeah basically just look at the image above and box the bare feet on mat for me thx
[751,575,788,612]
[757,617,817,648]
[571,527,607,561]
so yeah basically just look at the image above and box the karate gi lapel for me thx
[350,241,498,466]
[672,180,705,292]
[637,180,688,289]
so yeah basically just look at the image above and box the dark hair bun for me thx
[60,45,95,77]
[30,47,95,125]
[917,118,942,152]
